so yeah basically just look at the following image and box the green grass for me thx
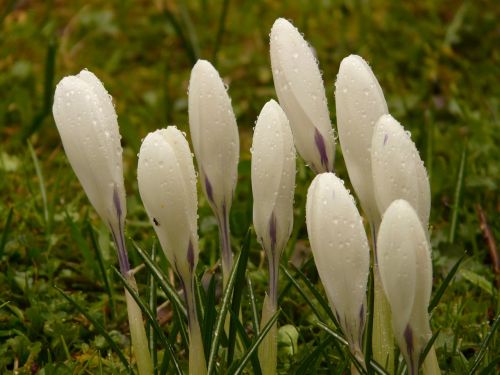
[1,0,499,373]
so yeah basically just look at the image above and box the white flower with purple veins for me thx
[306,173,369,364]
[270,18,335,173]
[377,200,433,375]
[252,99,296,375]
[335,55,388,224]
[137,126,207,375]
[137,127,199,281]
[371,114,431,228]
[188,59,239,283]
[53,69,129,273]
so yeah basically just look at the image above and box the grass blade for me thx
[66,213,98,276]
[148,243,158,374]
[207,249,243,375]
[112,267,182,375]
[292,335,334,375]
[28,141,49,228]
[280,264,324,321]
[133,241,187,317]
[247,276,259,335]
[419,330,440,365]
[163,7,197,65]
[54,286,131,372]
[0,207,13,258]
[227,229,252,364]
[317,321,367,375]
[202,272,217,360]
[449,144,467,243]
[228,309,280,375]
[365,265,375,372]
[212,0,230,63]
[87,222,116,319]
[289,263,338,325]
[469,313,500,373]
[429,254,466,312]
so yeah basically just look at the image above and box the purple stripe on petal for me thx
[204,174,214,203]
[268,211,277,253]
[113,185,122,219]
[314,127,330,171]
[383,134,389,146]
[404,325,416,375]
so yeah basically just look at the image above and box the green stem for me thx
[372,269,394,373]
[258,294,278,375]
[124,273,154,375]
[422,344,441,375]
[184,276,207,375]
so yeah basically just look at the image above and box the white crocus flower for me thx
[371,114,431,228]
[270,18,335,173]
[53,70,152,375]
[335,55,388,225]
[188,59,239,285]
[306,172,369,365]
[137,126,207,375]
[251,100,296,375]
[377,200,433,375]
[53,69,128,270]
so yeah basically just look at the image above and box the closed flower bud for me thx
[306,172,370,361]
[335,55,388,224]
[252,99,296,262]
[53,69,128,272]
[188,59,239,215]
[188,59,239,281]
[137,126,199,280]
[377,200,433,375]
[270,18,335,173]
[371,114,431,228]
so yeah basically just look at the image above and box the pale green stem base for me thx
[258,294,278,375]
[373,269,395,373]
[422,344,441,375]
[185,276,207,375]
[125,273,153,375]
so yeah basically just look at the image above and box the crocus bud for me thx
[306,172,369,362]
[270,18,335,173]
[335,55,388,224]
[137,126,207,375]
[53,69,128,272]
[377,200,433,375]
[371,114,431,228]
[252,100,296,269]
[137,126,199,280]
[188,59,239,280]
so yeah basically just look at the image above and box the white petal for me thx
[306,172,369,348]
[377,200,418,337]
[270,18,335,173]
[251,100,296,258]
[137,127,199,279]
[52,70,125,228]
[335,55,388,223]
[188,60,239,214]
[371,114,430,227]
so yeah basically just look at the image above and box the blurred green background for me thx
[0,0,499,373]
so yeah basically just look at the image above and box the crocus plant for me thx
[335,54,394,370]
[306,172,369,369]
[137,127,207,375]
[53,70,153,375]
[270,18,335,173]
[188,60,239,288]
[377,200,434,375]
[251,100,296,375]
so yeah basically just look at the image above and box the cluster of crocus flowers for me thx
[188,60,239,288]
[251,100,296,375]
[137,127,207,375]
[52,70,153,375]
